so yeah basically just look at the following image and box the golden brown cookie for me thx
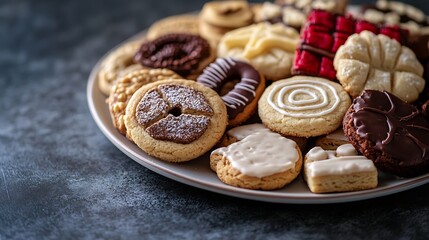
[315,128,349,150]
[124,79,227,162]
[211,132,302,190]
[199,1,254,43]
[98,40,144,96]
[147,14,200,40]
[334,31,425,103]
[258,76,351,137]
[108,69,181,135]
[217,22,300,81]
[304,144,378,193]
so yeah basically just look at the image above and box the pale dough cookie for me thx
[258,76,351,137]
[124,79,227,162]
[218,22,300,80]
[315,128,349,150]
[211,132,302,190]
[334,31,425,103]
[304,144,378,193]
[218,123,308,152]
[199,1,254,43]
[98,40,143,96]
[108,69,181,135]
[147,14,200,40]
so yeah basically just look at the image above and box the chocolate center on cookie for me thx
[134,34,210,77]
[136,84,214,144]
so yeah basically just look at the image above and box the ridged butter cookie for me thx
[258,76,351,137]
[124,79,227,162]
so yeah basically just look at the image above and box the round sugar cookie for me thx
[258,76,351,137]
[147,14,200,40]
[124,79,227,162]
[210,132,302,190]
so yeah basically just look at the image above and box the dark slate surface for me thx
[1,0,429,239]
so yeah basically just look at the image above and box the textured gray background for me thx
[1,0,429,239]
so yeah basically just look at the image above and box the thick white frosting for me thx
[306,144,376,177]
[212,132,299,178]
[227,123,272,140]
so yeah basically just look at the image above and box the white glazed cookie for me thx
[304,144,378,193]
[217,22,300,80]
[210,132,302,190]
[258,76,351,137]
[218,123,308,151]
[334,31,425,103]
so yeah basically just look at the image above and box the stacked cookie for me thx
[97,0,429,194]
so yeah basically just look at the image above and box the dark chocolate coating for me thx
[134,33,210,76]
[344,90,429,177]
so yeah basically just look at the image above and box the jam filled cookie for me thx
[343,90,429,177]
[293,10,406,80]
[334,31,425,103]
[304,144,377,193]
[217,22,300,81]
[218,123,308,151]
[98,41,144,96]
[199,1,254,44]
[197,57,265,126]
[147,14,200,40]
[258,76,351,137]
[124,79,227,162]
[108,69,181,135]
[211,132,302,190]
[134,33,215,80]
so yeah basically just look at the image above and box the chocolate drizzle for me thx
[352,90,429,175]
[134,34,210,76]
[197,58,261,119]
[136,84,213,144]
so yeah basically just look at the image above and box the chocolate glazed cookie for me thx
[343,90,429,177]
[134,33,213,78]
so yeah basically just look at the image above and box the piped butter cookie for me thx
[211,132,302,190]
[124,79,227,162]
[108,69,181,135]
[304,144,378,193]
[258,76,351,137]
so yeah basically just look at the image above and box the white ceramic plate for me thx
[87,31,429,204]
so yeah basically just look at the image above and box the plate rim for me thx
[86,31,429,204]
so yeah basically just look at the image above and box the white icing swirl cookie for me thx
[258,76,351,137]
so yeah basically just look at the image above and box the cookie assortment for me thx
[97,0,429,193]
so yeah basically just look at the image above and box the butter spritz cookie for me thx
[197,57,265,126]
[108,69,181,135]
[134,33,215,80]
[199,1,254,44]
[124,79,227,162]
[304,144,377,193]
[98,40,144,95]
[334,30,425,103]
[258,76,351,137]
[147,14,200,40]
[217,22,300,81]
[210,132,302,190]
